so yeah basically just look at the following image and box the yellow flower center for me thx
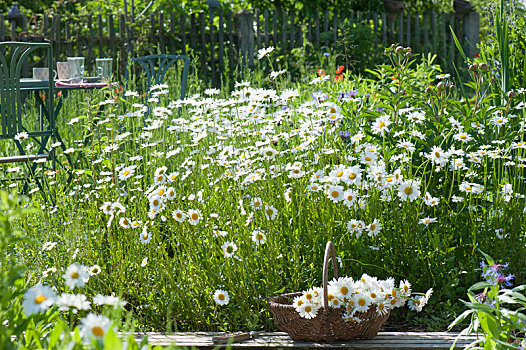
[297,300,304,306]
[191,213,199,220]
[71,272,79,279]
[391,299,397,305]
[305,306,312,313]
[378,303,385,310]
[358,298,366,306]
[327,294,335,301]
[153,199,159,206]
[459,135,467,139]
[158,189,164,196]
[256,233,264,240]
[157,175,163,181]
[330,107,336,114]
[218,294,225,301]
[365,156,371,161]
[34,295,47,304]
[340,286,348,295]
[497,119,503,123]
[123,219,129,225]
[266,209,273,215]
[370,224,376,230]
[370,293,377,299]
[379,121,385,128]
[349,173,356,179]
[123,170,130,176]
[434,152,440,158]
[336,171,343,177]
[392,290,397,297]
[404,187,413,195]
[142,234,148,240]
[305,293,313,300]
[403,285,409,292]
[92,326,104,337]
[331,191,339,198]
[176,213,183,219]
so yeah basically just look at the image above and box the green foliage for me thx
[449,252,526,349]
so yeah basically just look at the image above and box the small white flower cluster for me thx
[293,274,432,321]
[22,263,127,342]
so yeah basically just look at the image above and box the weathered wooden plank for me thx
[441,12,447,67]
[381,12,387,47]
[289,10,295,49]
[314,12,320,47]
[422,12,429,53]
[0,14,6,42]
[65,21,73,56]
[431,11,437,54]
[180,14,186,55]
[227,10,234,82]
[86,15,94,73]
[199,12,207,81]
[119,14,127,77]
[108,14,116,71]
[415,12,420,52]
[98,14,103,57]
[52,15,61,64]
[333,12,338,45]
[272,9,278,47]
[281,10,287,52]
[323,10,329,48]
[127,332,478,349]
[218,11,224,81]
[406,11,411,48]
[373,12,378,50]
[209,8,216,87]
[169,12,176,55]
[159,11,165,54]
[255,8,261,51]
[264,9,269,47]
[398,12,403,45]
[190,13,196,51]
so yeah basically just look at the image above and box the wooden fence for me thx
[5,8,479,88]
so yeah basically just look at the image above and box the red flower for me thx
[57,91,62,98]
[335,65,345,75]
[141,93,147,98]
[334,74,344,83]
[475,53,480,58]
[317,69,326,77]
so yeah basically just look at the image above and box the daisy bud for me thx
[507,90,515,99]
[479,62,488,71]
[469,63,478,71]
[437,82,446,91]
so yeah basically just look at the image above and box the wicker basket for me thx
[268,241,390,342]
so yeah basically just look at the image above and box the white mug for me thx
[56,62,71,80]
[33,68,57,81]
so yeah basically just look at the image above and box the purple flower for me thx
[340,131,351,140]
[323,52,330,57]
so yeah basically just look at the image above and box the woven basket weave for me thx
[268,241,390,342]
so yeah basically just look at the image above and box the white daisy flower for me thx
[62,264,90,289]
[22,284,56,315]
[79,313,112,341]
[213,289,230,306]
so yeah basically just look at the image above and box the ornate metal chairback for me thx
[126,54,190,100]
[0,42,54,140]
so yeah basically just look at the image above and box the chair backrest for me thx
[0,42,54,140]
[126,54,190,101]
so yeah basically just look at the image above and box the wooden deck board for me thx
[128,332,479,349]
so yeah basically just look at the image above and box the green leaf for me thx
[477,249,495,266]
[103,327,122,350]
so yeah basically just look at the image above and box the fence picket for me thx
[210,9,216,87]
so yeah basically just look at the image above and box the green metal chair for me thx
[126,54,190,100]
[0,42,55,192]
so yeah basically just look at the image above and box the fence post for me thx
[463,10,479,59]
[235,9,254,67]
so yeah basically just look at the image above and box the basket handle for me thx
[322,241,339,310]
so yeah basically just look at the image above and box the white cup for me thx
[56,62,71,80]
[33,68,57,81]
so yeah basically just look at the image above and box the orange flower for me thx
[317,69,326,77]
[334,74,344,83]
[336,65,345,75]
[57,91,62,98]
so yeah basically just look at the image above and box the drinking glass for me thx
[67,57,85,83]
[95,58,113,81]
